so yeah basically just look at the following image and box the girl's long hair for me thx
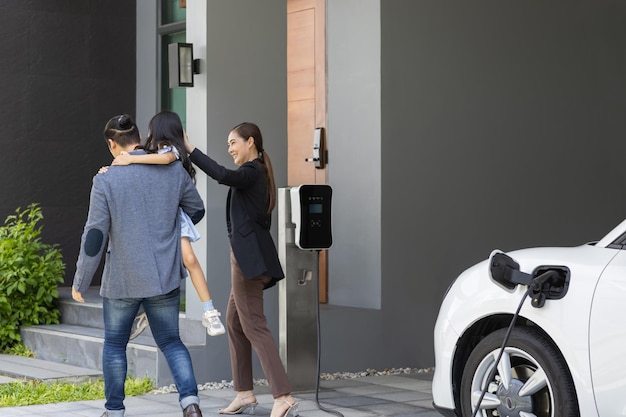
[231,122,276,214]
[145,111,196,182]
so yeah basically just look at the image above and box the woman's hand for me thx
[183,130,196,154]
[112,151,133,166]
[98,166,109,174]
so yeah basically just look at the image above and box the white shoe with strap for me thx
[202,309,226,336]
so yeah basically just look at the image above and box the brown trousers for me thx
[227,247,292,397]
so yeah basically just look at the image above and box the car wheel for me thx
[460,327,579,417]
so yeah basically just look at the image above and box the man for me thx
[72,114,205,417]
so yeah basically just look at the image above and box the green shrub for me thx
[2,342,35,357]
[0,204,65,351]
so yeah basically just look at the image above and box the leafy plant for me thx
[0,203,65,350]
[0,342,35,357]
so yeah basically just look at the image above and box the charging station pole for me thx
[277,187,319,392]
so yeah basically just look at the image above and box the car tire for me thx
[460,327,579,417]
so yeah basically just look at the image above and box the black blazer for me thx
[189,149,285,288]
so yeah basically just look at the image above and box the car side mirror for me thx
[489,250,533,290]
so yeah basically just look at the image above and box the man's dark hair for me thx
[103,114,140,147]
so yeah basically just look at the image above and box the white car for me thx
[432,220,626,417]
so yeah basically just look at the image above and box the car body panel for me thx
[432,241,622,417]
[588,249,626,415]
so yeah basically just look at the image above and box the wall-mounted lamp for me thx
[168,43,200,88]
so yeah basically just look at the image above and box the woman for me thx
[185,122,297,417]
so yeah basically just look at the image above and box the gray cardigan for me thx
[73,153,205,299]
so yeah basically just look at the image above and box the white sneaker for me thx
[129,312,149,340]
[202,309,226,336]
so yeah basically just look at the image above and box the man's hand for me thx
[72,287,85,303]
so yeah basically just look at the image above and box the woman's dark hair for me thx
[103,114,140,147]
[231,122,277,214]
[145,111,196,181]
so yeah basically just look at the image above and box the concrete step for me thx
[0,353,102,384]
[19,288,210,387]
[21,324,160,381]
[56,309,210,346]
[55,287,207,345]
[57,289,104,330]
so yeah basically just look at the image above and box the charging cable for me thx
[470,285,532,417]
[313,250,345,417]
[470,265,560,416]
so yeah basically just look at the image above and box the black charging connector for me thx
[529,270,559,308]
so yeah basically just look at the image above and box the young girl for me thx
[112,111,225,338]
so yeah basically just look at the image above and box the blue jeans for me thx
[102,288,199,416]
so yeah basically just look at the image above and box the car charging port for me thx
[489,252,570,309]
[529,266,570,308]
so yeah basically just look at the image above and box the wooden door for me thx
[287,0,328,302]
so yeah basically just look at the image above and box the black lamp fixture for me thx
[168,43,200,88]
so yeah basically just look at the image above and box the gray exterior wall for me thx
[380,0,626,368]
[0,1,136,287]
[318,0,626,373]
[327,0,382,310]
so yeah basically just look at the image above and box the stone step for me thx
[21,324,160,381]
[20,323,209,387]
[0,353,102,384]
[19,288,211,387]
[56,287,207,345]
[57,291,104,330]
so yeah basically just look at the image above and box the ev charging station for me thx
[278,184,332,392]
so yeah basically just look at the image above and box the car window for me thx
[607,231,626,249]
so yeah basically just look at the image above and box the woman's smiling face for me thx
[227,131,256,166]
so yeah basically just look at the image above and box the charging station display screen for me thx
[308,204,323,214]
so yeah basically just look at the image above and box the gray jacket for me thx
[73,152,205,299]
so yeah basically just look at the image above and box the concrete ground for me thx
[0,354,441,417]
